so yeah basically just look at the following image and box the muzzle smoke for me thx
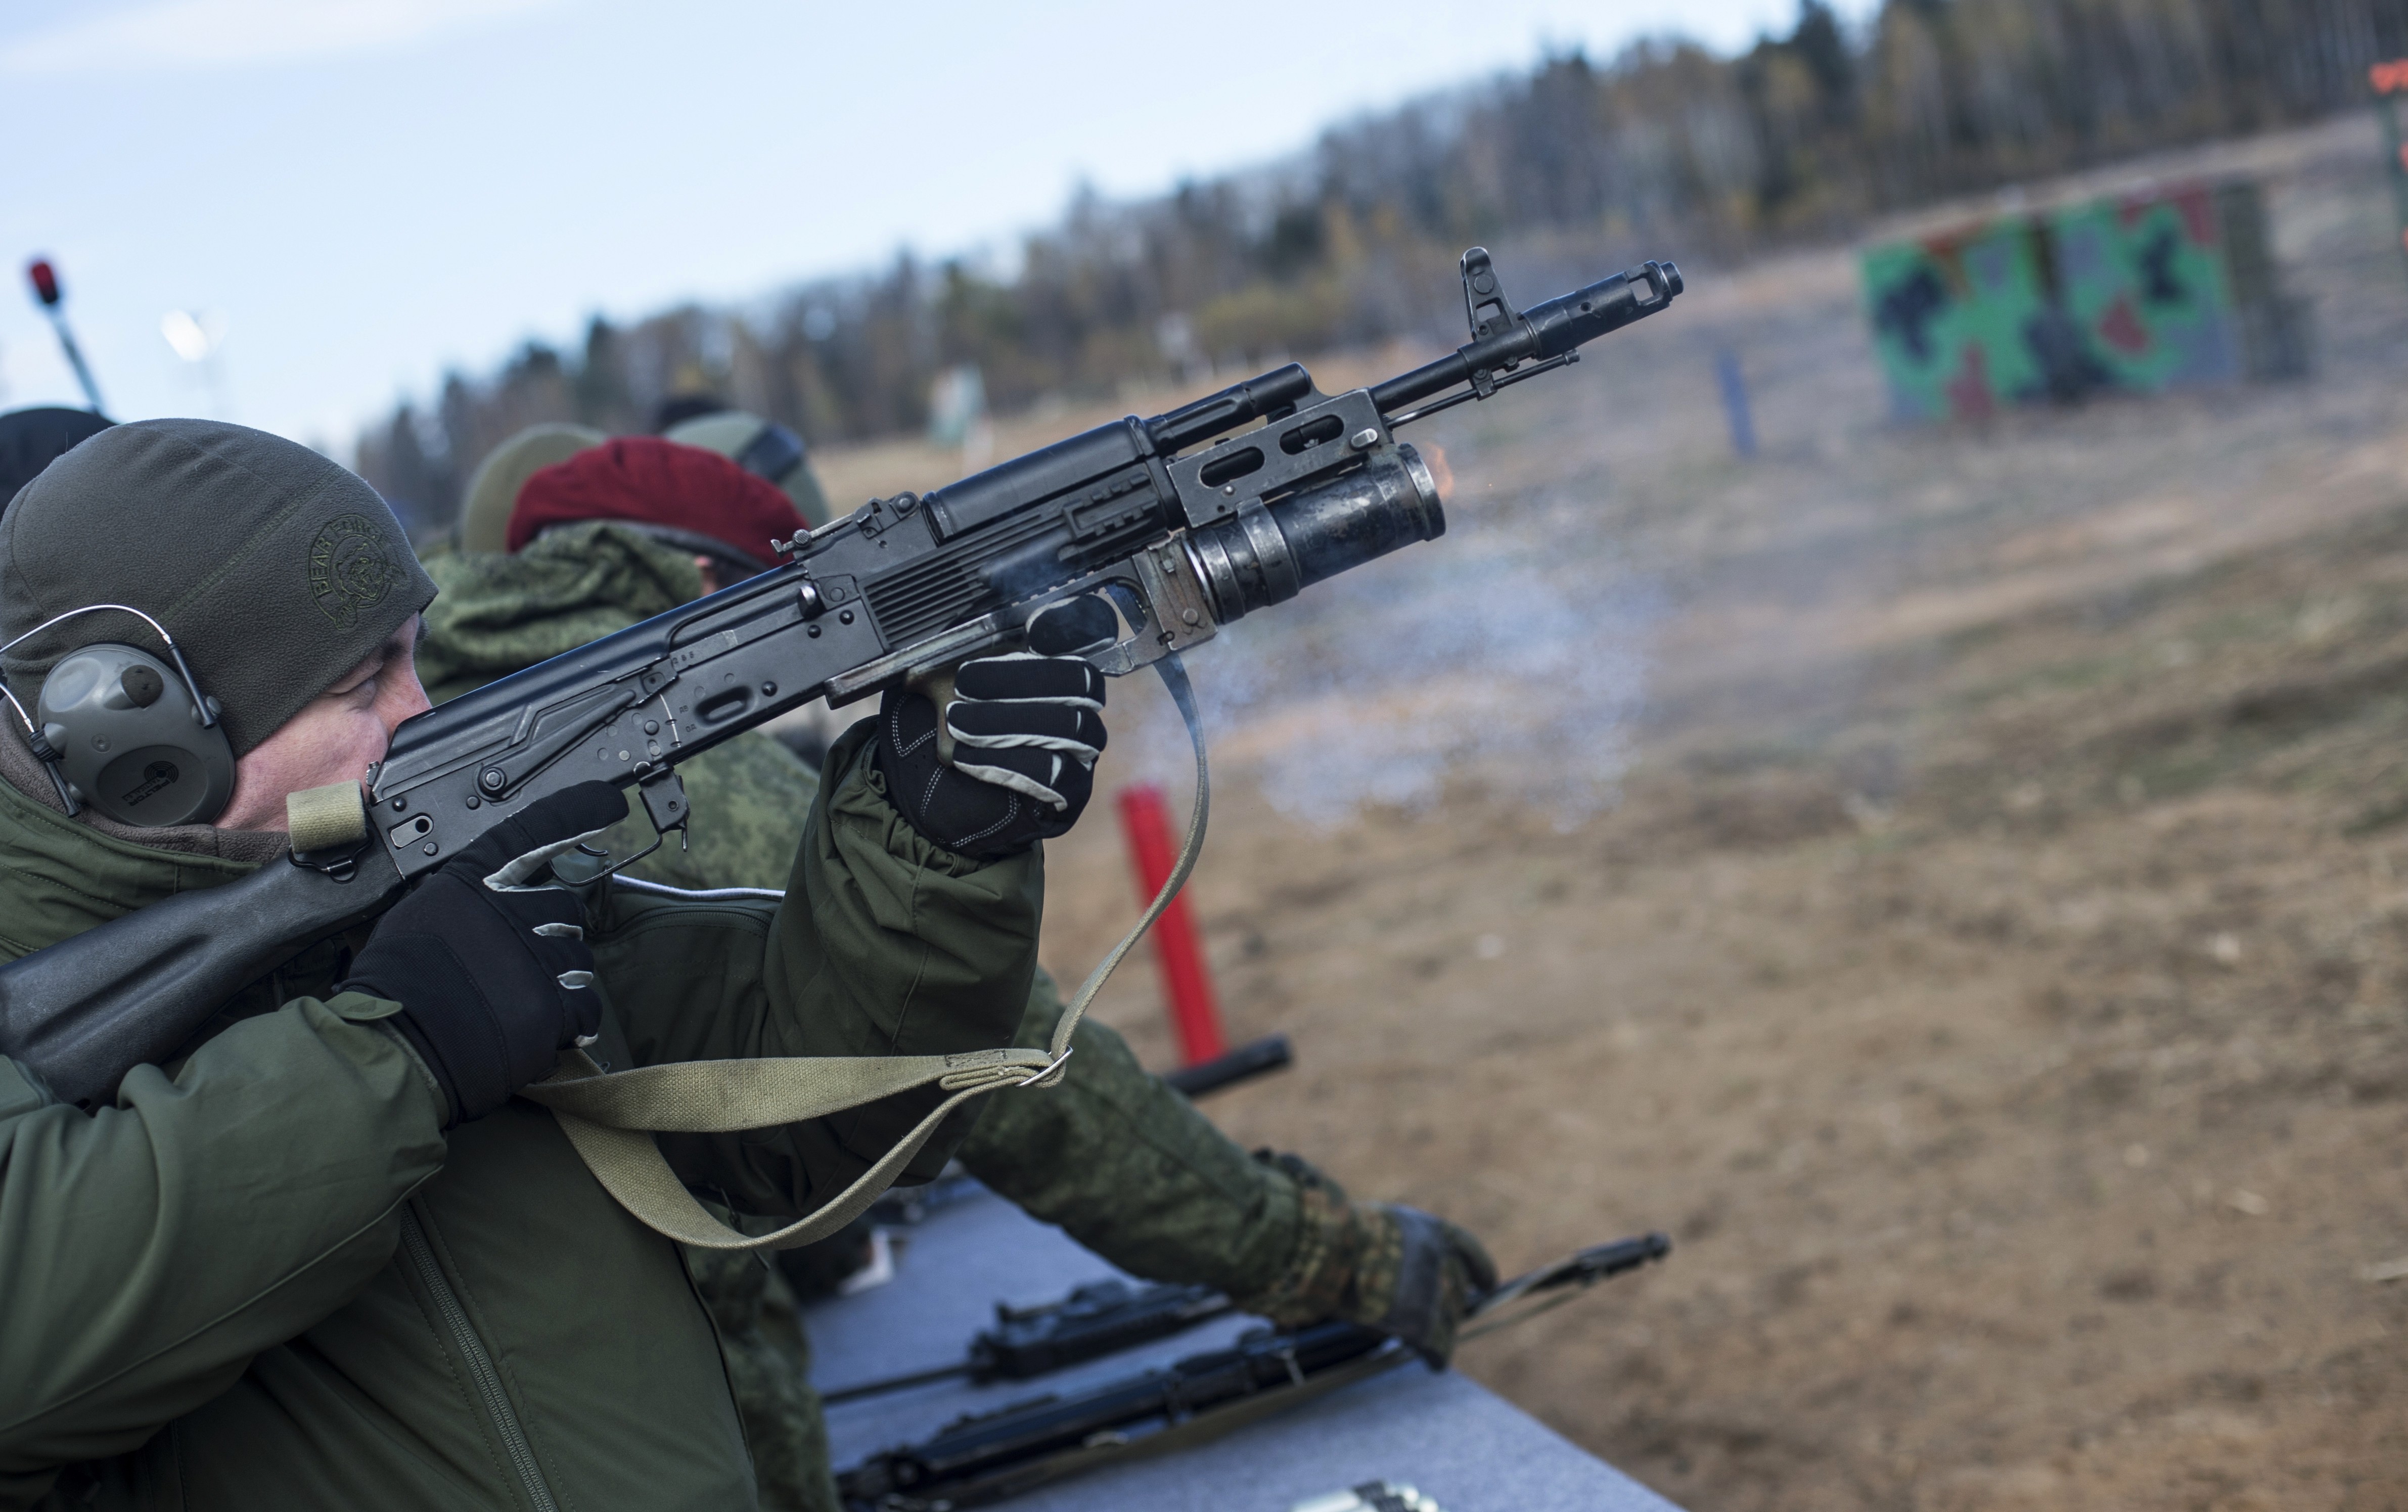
[1124,481,1662,828]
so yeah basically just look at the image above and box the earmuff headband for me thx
[0,604,223,818]
[0,602,218,740]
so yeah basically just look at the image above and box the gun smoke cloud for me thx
[1123,477,1663,829]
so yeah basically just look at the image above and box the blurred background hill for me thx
[359,0,2408,529]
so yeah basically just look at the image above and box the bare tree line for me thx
[359,0,2408,532]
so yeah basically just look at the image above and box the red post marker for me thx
[1116,783,1226,1066]
[24,256,106,413]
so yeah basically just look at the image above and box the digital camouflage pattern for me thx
[965,974,1309,1296]
[418,520,700,702]
[1230,1153,1495,1362]
[413,527,1453,1512]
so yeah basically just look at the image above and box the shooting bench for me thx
[807,1182,1685,1511]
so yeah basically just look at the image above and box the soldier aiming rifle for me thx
[0,248,1680,1509]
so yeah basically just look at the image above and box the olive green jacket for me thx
[0,723,1042,1511]
[411,527,1329,1512]
[415,529,1316,1305]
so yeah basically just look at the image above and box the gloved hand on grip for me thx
[876,653,1107,859]
[340,781,629,1127]
[1232,1152,1498,1368]
[1352,1202,1497,1366]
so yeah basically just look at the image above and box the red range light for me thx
[26,259,61,307]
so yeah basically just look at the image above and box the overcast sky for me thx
[0,0,1871,450]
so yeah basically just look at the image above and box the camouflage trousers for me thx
[688,972,1400,1509]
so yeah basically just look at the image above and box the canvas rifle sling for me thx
[511,653,1211,1251]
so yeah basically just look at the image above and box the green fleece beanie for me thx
[0,419,436,757]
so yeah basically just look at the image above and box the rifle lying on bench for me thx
[821,1276,1236,1406]
[835,1232,1672,1510]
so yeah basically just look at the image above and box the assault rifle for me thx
[0,249,1682,1107]
[835,1232,1672,1510]
[823,1278,1236,1405]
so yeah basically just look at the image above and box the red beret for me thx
[508,436,806,566]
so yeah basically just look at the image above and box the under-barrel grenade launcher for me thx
[0,250,1683,1106]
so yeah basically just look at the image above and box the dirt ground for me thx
[823,116,2408,1510]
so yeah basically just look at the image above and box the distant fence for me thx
[1862,182,2309,424]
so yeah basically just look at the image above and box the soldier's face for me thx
[214,615,431,831]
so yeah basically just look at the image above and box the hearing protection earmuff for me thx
[0,604,236,827]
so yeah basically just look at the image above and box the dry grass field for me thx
[820,114,2408,1511]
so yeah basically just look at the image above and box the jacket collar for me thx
[0,714,283,958]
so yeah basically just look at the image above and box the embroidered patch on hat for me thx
[306,512,398,628]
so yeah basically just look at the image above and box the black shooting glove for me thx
[876,653,1107,859]
[340,782,629,1127]
[1356,1204,1498,1367]
[1233,1153,1499,1369]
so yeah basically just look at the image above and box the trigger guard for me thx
[1025,592,1122,658]
[1096,579,1146,625]
[1008,554,1212,678]
[1079,582,1156,676]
